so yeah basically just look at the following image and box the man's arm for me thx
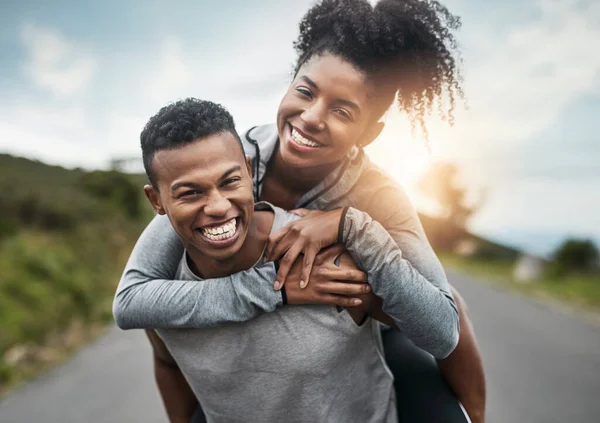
[145,330,198,423]
[437,287,486,423]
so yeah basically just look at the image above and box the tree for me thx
[552,238,599,273]
[417,161,484,249]
[79,170,142,219]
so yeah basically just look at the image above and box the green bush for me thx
[0,154,149,387]
[552,239,599,274]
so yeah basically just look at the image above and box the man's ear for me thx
[358,121,385,149]
[245,155,253,178]
[144,185,166,215]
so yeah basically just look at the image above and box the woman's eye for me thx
[296,87,312,98]
[335,109,352,120]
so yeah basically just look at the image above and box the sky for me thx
[0,0,599,257]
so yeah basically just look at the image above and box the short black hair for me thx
[141,98,243,188]
[293,0,463,141]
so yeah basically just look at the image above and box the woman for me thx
[114,1,484,422]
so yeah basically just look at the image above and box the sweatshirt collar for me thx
[243,124,368,209]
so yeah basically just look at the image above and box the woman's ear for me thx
[358,121,385,148]
[144,185,166,215]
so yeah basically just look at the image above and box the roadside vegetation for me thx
[0,154,151,395]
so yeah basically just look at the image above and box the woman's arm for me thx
[113,214,282,329]
[340,206,459,359]
[358,184,486,421]
[113,214,369,329]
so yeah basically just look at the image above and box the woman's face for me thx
[276,53,378,171]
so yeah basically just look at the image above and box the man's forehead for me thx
[153,146,245,187]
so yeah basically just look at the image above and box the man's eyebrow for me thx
[170,165,242,192]
[171,181,201,192]
[220,165,242,180]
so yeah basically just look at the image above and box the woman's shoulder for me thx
[349,159,419,228]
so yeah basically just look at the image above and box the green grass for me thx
[440,253,600,312]
[0,154,152,395]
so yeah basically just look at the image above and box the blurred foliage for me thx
[440,253,600,311]
[551,238,599,275]
[418,161,485,250]
[0,154,152,389]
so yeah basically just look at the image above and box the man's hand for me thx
[282,244,370,308]
[265,208,345,290]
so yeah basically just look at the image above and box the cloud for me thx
[21,23,97,96]
[145,36,193,104]
[427,0,600,157]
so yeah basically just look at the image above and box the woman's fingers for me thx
[265,227,289,261]
[299,245,319,289]
[289,208,312,217]
[274,242,304,290]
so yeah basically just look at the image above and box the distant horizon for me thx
[1,0,598,254]
[4,149,597,260]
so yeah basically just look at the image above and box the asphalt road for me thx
[1,271,599,423]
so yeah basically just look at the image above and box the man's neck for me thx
[186,210,274,280]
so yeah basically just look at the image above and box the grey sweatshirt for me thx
[113,124,459,359]
[157,202,397,423]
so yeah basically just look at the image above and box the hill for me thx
[0,154,151,393]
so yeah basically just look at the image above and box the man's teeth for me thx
[291,128,321,148]
[201,218,237,240]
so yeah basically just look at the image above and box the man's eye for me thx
[222,177,240,187]
[180,190,201,197]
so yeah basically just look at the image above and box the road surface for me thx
[1,271,599,422]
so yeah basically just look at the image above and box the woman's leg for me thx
[382,328,470,423]
[190,405,207,423]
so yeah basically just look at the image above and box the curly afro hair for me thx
[293,0,464,141]
[141,98,242,188]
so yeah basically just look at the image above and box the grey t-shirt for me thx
[156,202,397,423]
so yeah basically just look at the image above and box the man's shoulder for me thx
[254,201,300,234]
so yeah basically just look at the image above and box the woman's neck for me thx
[268,148,341,195]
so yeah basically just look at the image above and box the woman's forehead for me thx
[298,53,375,101]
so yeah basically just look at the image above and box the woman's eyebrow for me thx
[299,75,360,113]
[298,75,319,90]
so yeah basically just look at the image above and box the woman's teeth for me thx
[291,128,321,148]
[201,218,237,240]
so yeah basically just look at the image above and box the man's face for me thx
[145,132,254,262]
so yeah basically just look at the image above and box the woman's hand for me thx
[265,208,345,290]
[282,244,371,307]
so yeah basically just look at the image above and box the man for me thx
[135,98,460,422]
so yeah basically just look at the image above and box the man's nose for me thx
[204,191,231,216]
